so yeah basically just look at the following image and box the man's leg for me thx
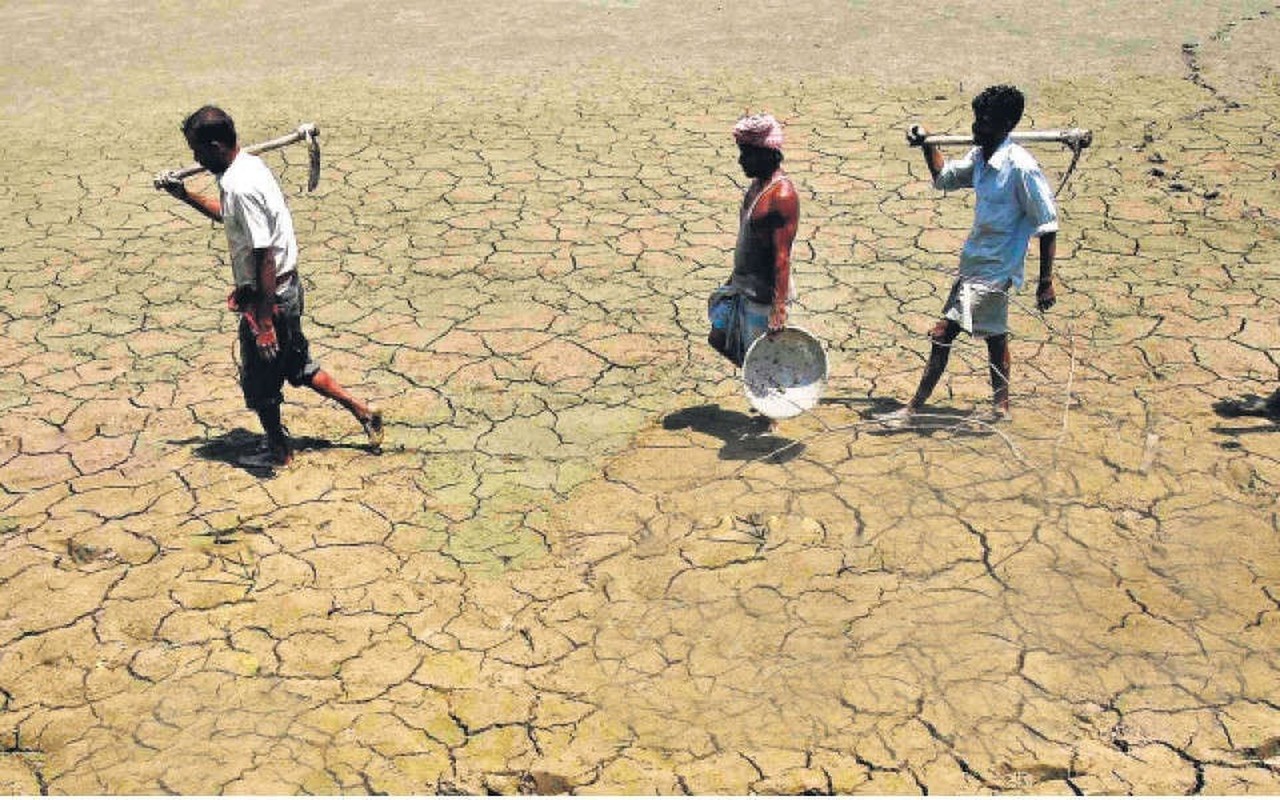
[238,319,294,467]
[878,319,962,427]
[909,319,963,410]
[986,333,1011,415]
[305,370,383,448]
[255,401,293,465]
[275,294,384,450]
[738,300,782,429]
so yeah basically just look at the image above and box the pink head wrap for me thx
[733,113,784,151]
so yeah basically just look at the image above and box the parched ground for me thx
[2,0,1280,794]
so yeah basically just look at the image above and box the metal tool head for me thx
[302,124,321,192]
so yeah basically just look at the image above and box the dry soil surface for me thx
[2,0,1280,794]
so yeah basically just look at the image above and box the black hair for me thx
[972,85,1024,131]
[182,105,237,147]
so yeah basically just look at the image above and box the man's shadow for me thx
[167,427,365,476]
[821,395,998,439]
[1211,394,1280,439]
[663,405,805,464]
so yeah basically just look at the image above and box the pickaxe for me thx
[905,125,1093,196]
[153,122,321,192]
[907,127,1092,150]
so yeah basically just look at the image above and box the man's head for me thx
[733,113,784,179]
[182,105,238,174]
[971,85,1024,155]
[737,143,783,179]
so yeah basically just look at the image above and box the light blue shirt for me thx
[935,138,1058,289]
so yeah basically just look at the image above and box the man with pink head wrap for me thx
[708,112,800,382]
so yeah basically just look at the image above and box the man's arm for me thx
[251,247,280,360]
[907,125,945,184]
[922,144,944,184]
[160,180,223,222]
[1036,231,1056,311]
[1014,162,1059,312]
[909,127,976,191]
[766,181,799,332]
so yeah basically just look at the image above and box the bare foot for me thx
[361,409,384,451]
[238,439,294,470]
[875,407,914,430]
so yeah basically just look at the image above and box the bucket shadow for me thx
[663,404,805,464]
[167,427,364,476]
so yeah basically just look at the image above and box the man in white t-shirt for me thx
[879,85,1059,428]
[162,106,382,468]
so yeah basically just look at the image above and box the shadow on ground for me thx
[1210,393,1280,438]
[663,404,805,464]
[167,427,365,476]
[852,401,1003,439]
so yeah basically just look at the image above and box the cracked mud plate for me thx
[741,326,828,420]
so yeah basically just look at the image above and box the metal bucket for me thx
[741,327,828,420]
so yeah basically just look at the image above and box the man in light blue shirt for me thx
[881,85,1059,426]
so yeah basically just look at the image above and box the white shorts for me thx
[942,278,1011,337]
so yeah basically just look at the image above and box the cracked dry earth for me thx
[3,0,1280,794]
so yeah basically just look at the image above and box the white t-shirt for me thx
[217,152,298,295]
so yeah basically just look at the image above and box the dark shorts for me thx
[239,280,321,410]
